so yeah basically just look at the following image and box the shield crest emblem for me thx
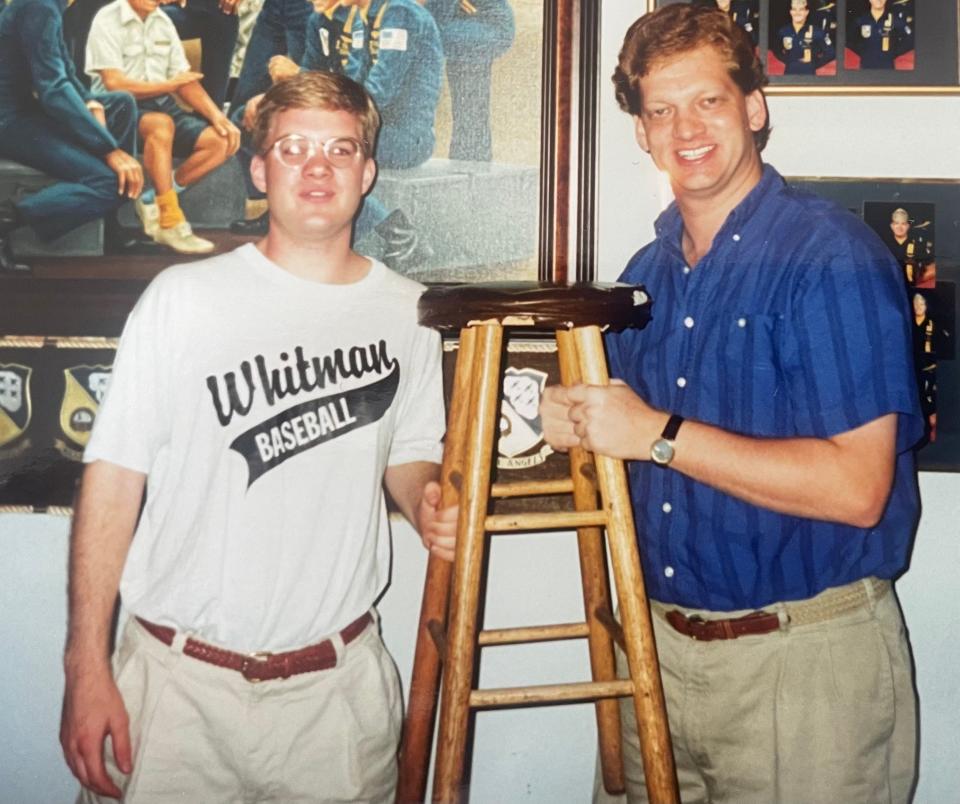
[60,365,112,447]
[0,364,32,448]
[498,366,550,462]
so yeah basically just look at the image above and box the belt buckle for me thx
[244,650,273,683]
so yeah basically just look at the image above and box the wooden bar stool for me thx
[397,283,678,804]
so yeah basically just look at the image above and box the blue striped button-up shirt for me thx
[608,165,923,611]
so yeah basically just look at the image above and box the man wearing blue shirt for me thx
[542,5,920,802]
[0,0,143,272]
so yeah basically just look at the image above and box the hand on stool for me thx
[417,480,458,562]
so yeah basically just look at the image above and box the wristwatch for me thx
[650,414,684,466]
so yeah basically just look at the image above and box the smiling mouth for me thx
[303,190,333,200]
[677,145,715,161]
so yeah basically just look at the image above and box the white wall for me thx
[3,3,959,802]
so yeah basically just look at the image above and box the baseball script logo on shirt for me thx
[206,341,399,486]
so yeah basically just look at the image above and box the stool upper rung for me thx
[490,478,575,498]
[484,510,608,532]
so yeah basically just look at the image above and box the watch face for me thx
[651,438,675,466]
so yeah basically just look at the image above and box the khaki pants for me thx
[81,614,402,803]
[595,581,917,804]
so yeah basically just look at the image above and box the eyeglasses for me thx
[266,134,367,169]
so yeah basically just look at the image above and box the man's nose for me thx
[673,108,705,140]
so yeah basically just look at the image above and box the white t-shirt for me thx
[85,245,444,652]
[85,0,191,94]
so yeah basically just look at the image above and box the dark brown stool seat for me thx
[397,282,678,804]
[418,282,652,331]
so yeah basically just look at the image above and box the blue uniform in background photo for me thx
[774,22,834,74]
[230,0,313,112]
[426,0,513,162]
[162,0,239,107]
[0,0,136,241]
[850,6,913,69]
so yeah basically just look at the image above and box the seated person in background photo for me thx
[887,206,934,287]
[86,0,242,254]
[425,0,515,162]
[159,0,239,108]
[847,0,913,70]
[773,0,835,75]
[232,0,441,272]
[0,0,143,274]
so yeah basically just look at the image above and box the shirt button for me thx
[683,316,694,329]
[662,502,672,513]
[664,566,675,578]
[676,377,687,388]
[732,233,741,242]
[738,317,747,328]
[682,265,691,275]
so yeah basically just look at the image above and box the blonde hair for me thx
[250,71,381,156]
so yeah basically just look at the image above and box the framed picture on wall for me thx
[786,176,960,471]
[648,0,960,93]
[1,0,573,287]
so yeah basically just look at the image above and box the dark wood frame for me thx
[649,0,960,94]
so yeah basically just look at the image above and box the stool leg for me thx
[556,329,625,795]
[397,327,478,804]
[573,325,680,804]
[433,323,504,803]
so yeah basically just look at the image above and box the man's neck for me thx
[675,160,763,268]
[256,228,369,284]
[871,7,886,21]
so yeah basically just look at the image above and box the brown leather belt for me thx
[659,577,889,642]
[135,611,373,682]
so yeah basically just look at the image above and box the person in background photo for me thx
[160,0,239,107]
[887,206,934,287]
[773,0,834,75]
[86,0,241,254]
[541,5,922,802]
[425,0,515,162]
[847,0,913,70]
[0,0,144,274]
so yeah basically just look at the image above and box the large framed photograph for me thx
[0,0,599,512]
[649,0,960,93]
[786,176,960,471]
[2,0,574,286]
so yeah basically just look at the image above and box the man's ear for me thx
[250,153,267,194]
[634,115,650,153]
[745,89,767,134]
[361,158,377,196]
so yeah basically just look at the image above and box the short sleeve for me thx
[784,238,923,452]
[84,277,175,472]
[387,321,444,467]
[165,20,191,77]
[84,11,125,75]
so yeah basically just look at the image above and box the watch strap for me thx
[661,414,684,441]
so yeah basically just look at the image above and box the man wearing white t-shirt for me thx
[59,70,457,803]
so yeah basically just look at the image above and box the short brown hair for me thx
[613,4,770,151]
[250,71,381,156]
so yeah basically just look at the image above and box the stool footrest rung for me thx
[490,478,575,498]
[469,679,635,708]
[478,621,590,646]
[485,509,608,532]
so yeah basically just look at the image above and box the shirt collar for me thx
[653,163,786,257]
[120,0,154,25]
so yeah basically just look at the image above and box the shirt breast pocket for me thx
[720,313,784,433]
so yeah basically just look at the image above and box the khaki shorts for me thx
[80,613,402,803]
[595,580,917,804]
